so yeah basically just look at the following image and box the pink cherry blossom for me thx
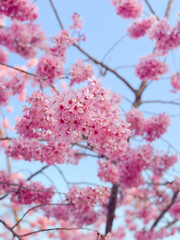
[135,54,168,81]
[70,60,93,85]
[111,0,143,19]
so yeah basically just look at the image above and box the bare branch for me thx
[150,190,179,230]
[12,203,70,230]
[27,166,49,181]
[165,0,174,18]
[20,227,99,238]
[49,0,64,30]
[142,100,180,106]
[0,219,21,240]
[102,34,127,63]
[0,62,35,76]
[144,0,159,20]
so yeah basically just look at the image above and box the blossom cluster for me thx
[6,137,75,165]
[0,170,54,204]
[69,13,83,30]
[127,16,156,39]
[117,145,153,188]
[111,0,143,19]
[36,54,63,85]
[0,0,38,22]
[148,19,180,56]
[65,186,110,213]
[0,21,45,59]
[97,160,119,183]
[135,54,168,81]
[0,47,8,64]
[36,29,74,86]
[126,108,170,141]
[70,60,93,85]
[14,79,130,162]
[170,73,180,90]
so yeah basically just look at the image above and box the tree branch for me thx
[49,0,64,30]
[142,100,180,106]
[144,0,159,20]
[105,183,119,234]
[165,0,174,18]
[0,219,21,240]
[12,203,70,230]
[150,190,179,230]
[20,227,99,238]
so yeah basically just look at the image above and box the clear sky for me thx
[1,0,180,239]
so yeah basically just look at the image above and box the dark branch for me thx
[150,191,179,230]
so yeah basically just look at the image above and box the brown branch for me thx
[48,0,135,93]
[20,227,99,238]
[165,0,174,18]
[73,43,136,93]
[141,100,180,106]
[0,219,22,240]
[105,183,119,234]
[0,62,35,76]
[144,0,159,20]
[150,190,179,230]
[27,166,49,181]
[49,0,64,30]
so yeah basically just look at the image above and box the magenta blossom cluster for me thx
[0,47,8,64]
[0,170,54,204]
[0,78,9,106]
[170,73,180,90]
[0,21,45,59]
[126,108,170,141]
[36,54,63,85]
[0,0,38,22]
[97,160,119,183]
[50,29,74,62]
[70,60,93,85]
[15,79,130,161]
[127,16,156,39]
[135,54,168,81]
[6,137,75,165]
[148,19,180,56]
[69,13,83,30]
[65,186,110,213]
[111,0,143,19]
[117,145,153,188]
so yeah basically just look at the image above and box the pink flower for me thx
[0,0,38,22]
[135,54,168,81]
[111,0,142,19]
[170,73,180,90]
[70,60,93,85]
[127,16,156,39]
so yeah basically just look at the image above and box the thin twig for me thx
[101,34,127,63]
[27,166,49,181]
[144,0,159,20]
[12,203,70,229]
[150,191,179,230]
[142,100,180,106]
[0,62,35,76]
[20,227,99,238]
[49,0,64,30]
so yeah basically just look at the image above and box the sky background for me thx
[1,0,180,239]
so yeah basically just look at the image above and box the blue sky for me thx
[1,0,180,239]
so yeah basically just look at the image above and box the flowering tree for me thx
[0,0,180,239]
